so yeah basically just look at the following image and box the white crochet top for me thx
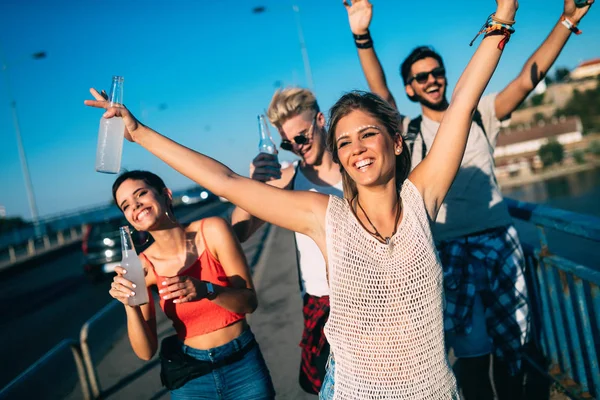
[324,179,458,399]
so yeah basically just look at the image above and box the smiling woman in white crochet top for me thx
[84,1,518,398]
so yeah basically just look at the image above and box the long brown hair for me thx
[327,91,411,200]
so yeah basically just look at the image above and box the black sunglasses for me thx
[408,66,446,85]
[280,117,316,152]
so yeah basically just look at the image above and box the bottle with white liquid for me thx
[95,76,125,173]
[257,114,278,155]
[119,226,149,306]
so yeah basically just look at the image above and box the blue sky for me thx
[1,0,598,220]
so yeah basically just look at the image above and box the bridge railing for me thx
[505,198,600,400]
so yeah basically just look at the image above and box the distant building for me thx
[494,116,584,178]
[508,57,599,124]
[570,58,600,81]
[0,205,5,218]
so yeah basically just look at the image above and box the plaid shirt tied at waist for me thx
[437,225,529,375]
[300,294,330,355]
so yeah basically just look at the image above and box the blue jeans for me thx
[170,328,275,400]
[319,355,335,400]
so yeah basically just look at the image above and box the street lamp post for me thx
[0,45,46,227]
[252,4,314,91]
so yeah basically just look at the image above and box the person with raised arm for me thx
[231,88,342,395]
[86,0,516,396]
[344,0,593,398]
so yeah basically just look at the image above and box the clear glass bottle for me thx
[95,76,125,174]
[257,114,278,155]
[119,226,149,306]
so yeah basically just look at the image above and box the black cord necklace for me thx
[353,192,402,245]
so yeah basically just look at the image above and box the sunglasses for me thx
[280,116,316,152]
[408,67,446,85]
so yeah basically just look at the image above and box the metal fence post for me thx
[8,246,16,262]
[0,339,91,400]
[27,239,35,256]
[80,300,126,399]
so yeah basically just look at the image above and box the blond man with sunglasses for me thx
[344,0,594,399]
[231,87,342,395]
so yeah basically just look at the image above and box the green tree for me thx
[554,67,570,83]
[0,216,30,234]
[557,84,600,134]
[572,149,586,164]
[530,93,545,107]
[538,140,564,167]
[589,140,600,156]
[534,113,545,122]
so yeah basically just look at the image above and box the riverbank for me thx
[498,160,600,189]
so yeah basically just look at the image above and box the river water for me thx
[502,167,600,268]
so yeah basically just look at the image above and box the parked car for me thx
[176,186,218,206]
[82,218,150,282]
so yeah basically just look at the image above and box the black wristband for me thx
[355,39,373,49]
[352,30,371,41]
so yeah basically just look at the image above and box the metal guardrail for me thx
[0,186,211,250]
[0,224,86,271]
[0,339,90,400]
[506,198,600,399]
[80,300,127,399]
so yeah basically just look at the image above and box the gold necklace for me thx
[353,192,402,245]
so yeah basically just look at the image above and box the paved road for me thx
[0,201,232,390]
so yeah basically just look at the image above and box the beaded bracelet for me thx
[560,16,582,35]
[470,13,515,50]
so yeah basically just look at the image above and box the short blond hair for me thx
[267,87,320,129]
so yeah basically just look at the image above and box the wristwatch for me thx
[205,282,216,299]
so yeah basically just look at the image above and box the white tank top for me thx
[324,179,458,399]
[292,166,343,297]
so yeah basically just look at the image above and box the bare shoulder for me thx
[188,216,230,237]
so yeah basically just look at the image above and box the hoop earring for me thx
[165,208,177,224]
[131,227,150,246]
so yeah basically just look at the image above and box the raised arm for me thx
[410,0,518,220]
[85,94,328,244]
[495,0,594,121]
[344,0,398,109]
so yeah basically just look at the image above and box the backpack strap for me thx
[472,109,495,155]
[408,110,492,161]
[406,116,426,161]
[406,115,423,159]
[289,162,300,190]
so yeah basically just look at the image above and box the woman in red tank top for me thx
[108,170,274,399]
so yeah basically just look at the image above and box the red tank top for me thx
[142,220,245,340]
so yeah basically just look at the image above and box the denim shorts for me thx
[170,328,275,400]
[445,293,492,358]
[319,355,335,400]
[444,264,492,358]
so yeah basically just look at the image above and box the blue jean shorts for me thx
[445,293,492,358]
[170,328,275,400]
[319,355,335,400]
